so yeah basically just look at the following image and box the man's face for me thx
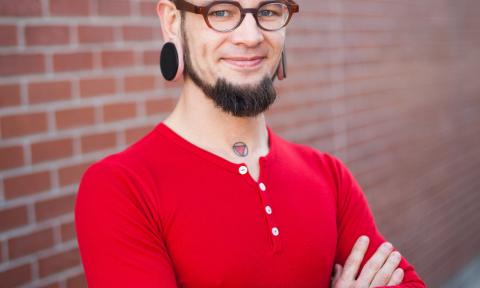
[179,0,286,117]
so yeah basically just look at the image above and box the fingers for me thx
[369,251,402,287]
[386,268,404,286]
[341,235,370,282]
[355,241,394,286]
[331,264,343,288]
[332,264,342,280]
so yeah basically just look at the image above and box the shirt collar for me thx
[155,121,278,174]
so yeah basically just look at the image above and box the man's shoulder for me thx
[272,131,340,167]
[82,123,175,179]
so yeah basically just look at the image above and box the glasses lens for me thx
[207,3,241,31]
[257,3,289,30]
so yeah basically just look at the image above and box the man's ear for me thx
[157,0,182,42]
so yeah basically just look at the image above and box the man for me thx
[75,0,427,287]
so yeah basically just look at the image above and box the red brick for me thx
[28,80,71,104]
[40,282,61,288]
[125,124,155,145]
[79,77,116,98]
[31,137,74,164]
[55,106,95,130]
[0,84,21,107]
[49,0,90,16]
[122,25,154,41]
[80,131,117,153]
[8,228,55,259]
[0,205,29,232]
[143,49,159,66]
[38,248,81,277]
[146,98,174,115]
[0,25,17,46]
[78,25,114,44]
[0,264,32,287]
[25,25,70,46]
[102,102,136,122]
[101,50,134,68]
[139,1,156,17]
[0,0,42,16]
[0,112,48,139]
[60,221,76,242]
[0,53,45,76]
[4,170,51,199]
[66,273,87,288]
[58,161,92,187]
[53,52,93,72]
[124,74,156,92]
[35,194,76,222]
[98,0,130,16]
[0,145,24,170]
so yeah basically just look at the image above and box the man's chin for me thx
[219,65,270,83]
[218,73,272,88]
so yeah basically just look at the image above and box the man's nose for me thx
[230,13,264,47]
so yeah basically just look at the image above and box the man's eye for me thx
[210,10,230,17]
[258,10,277,17]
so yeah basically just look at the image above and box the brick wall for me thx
[0,0,479,287]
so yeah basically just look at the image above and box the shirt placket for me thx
[237,163,283,254]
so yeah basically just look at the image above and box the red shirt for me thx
[75,122,426,287]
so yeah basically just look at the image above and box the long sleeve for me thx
[331,155,427,287]
[74,159,178,288]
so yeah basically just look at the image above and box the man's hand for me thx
[331,236,405,288]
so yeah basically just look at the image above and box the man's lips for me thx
[221,56,266,68]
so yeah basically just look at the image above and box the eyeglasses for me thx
[174,0,299,32]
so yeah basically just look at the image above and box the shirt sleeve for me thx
[330,155,427,288]
[74,160,178,288]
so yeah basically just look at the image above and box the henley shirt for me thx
[75,121,427,287]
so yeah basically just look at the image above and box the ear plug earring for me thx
[276,51,287,80]
[159,42,184,81]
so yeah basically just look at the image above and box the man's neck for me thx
[162,80,270,163]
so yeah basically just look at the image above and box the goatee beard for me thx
[181,32,277,118]
[186,70,277,118]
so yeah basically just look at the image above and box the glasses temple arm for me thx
[175,0,203,14]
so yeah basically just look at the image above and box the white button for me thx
[265,205,272,214]
[259,182,266,191]
[272,227,279,236]
[238,165,248,175]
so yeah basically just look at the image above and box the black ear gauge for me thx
[160,42,179,81]
[281,50,287,79]
[276,50,287,80]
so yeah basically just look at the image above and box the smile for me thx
[221,56,265,70]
